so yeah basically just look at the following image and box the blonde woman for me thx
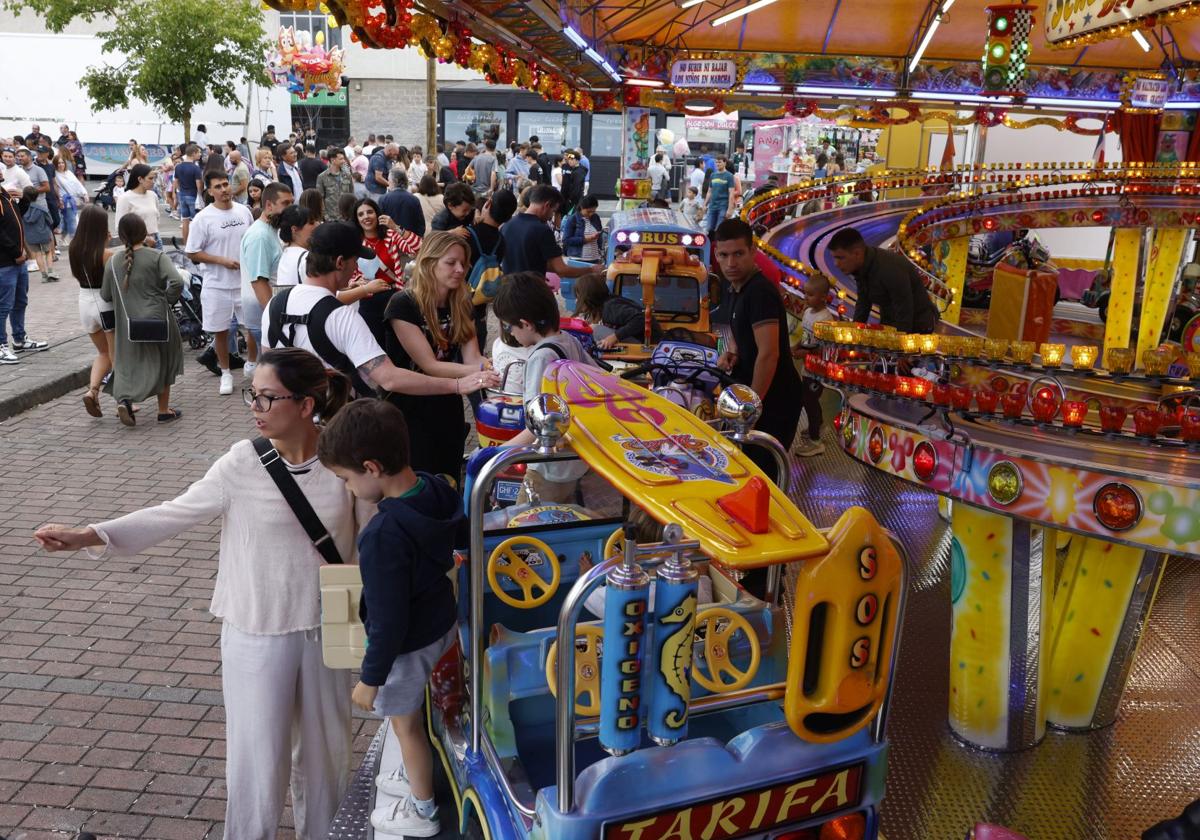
[253,147,278,182]
[382,231,489,479]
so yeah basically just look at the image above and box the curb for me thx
[0,335,94,423]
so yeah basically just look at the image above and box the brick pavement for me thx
[0,366,381,839]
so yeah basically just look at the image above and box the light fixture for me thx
[742,83,783,92]
[680,0,705,7]
[1024,96,1120,109]
[795,85,896,98]
[908,0,956,73]
[625,78,665,87]
[913,91,1012,104]
[1131,30,1152,51]
[563,25,588,48]
[711,0,780,27]
[585,47,603,63]
[1165,100,1200,110]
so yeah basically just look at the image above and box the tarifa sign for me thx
[1046,0,1192,46]
[670,59,738,89]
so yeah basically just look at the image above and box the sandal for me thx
[157,408,183,423]
[83,388,102,418]
[117,400,136,427]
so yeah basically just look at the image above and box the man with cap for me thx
[264,221,500,397]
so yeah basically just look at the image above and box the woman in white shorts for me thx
[68,205,116,418]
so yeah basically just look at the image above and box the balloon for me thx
[315,30,325,45]
[656,128,675,144]
[673,138,690,157]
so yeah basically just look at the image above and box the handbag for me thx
[113,252,170,343]
[253,437,366,669]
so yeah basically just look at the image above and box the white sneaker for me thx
[371,796,439,837]
[219,371,233,395]
[792,438,826,458]
[0,344,19,365]
[243,361,256,380]
[375,766,412,798]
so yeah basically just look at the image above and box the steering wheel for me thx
[486,536,561,609]
[692,607,761,693]
[545,625,604,717]
[604,527,625,562]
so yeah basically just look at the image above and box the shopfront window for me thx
[591,113,623,157]
[444,109,507,147]
[518,112,581,154]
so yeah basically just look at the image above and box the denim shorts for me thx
[179,194,197,219]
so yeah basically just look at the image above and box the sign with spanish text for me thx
[1129,76,1171,110]
[686,112,739,132]
[670,59,738,90]
[1046,0,1191,46]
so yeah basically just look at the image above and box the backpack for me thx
[267,287,373,397]
[466,227,503,306]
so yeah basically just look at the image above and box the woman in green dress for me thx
[101,213,185,426]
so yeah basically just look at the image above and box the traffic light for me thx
[982,5,1033,95]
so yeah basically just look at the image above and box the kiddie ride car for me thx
[382,360,910,839]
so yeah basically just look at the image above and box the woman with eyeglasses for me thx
[35,347,361,840]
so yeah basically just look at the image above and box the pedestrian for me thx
[228,150,252,205]
[407,147,427,185]
[116,164,162,249]
[279,144,305,198]
[186,170,256,396]
[379,167,424,237]
[16,147,50,214]
[316,148,355,221]
[69,205,117,416]
[351,197,421,348]
[366,143,395,196]
[275,204,317,288]
[430,182,475,233]
[247,179,264,214]
[298,144,324,193]
[240,181,294,366]
[414,175,444,233]
[21,186,56,281]
[465,139,498,197]
[561,194,603,263]
[175,144,204,241]
[298,187,324,226]
[193,123,209,148]
[262,221,498,398]
[550,155,563,192]
[829,227,939,333]
[121,138,147,171]
[160,156,178,218]
[315,399,461,838]
[253,147,279,183]
[500,184,593,280]
[712,218,802,473]
[648,153,669,202]
[101,213,185,425]
[54,155,89,244]
[576,148,591,194]
[201,150,227,205]
[3,147,33,197]
[788,272,834,458]
[680,185,704,226]
[0,188,48,363]
[34,145,62,239]
[703,155,740,234]
[560,153,586,214]
[383,232,488,479]
[463,189,515,353]
[35,347,363,839]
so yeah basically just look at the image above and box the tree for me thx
[5,0,270,141]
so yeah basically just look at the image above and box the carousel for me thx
[257,0,1200,837]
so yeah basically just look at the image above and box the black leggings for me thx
[800,378,823,441]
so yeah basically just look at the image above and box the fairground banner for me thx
[1046,0,1192,46]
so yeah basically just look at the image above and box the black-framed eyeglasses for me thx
[243,388,304,412]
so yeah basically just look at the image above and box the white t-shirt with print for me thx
[185,203,253,291]
[261,284,384,372]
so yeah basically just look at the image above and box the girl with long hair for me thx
[415,174,444,232]
[275,204,318,288]
[349,196,421,348]
[383,231,488,478]
[69,205,117,417]
[101,213,184,426]
[115,163,161,248]
[298,187,324,223]
[35,348,360,840]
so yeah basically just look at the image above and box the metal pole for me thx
[426,55,437,155]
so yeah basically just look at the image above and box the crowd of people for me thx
[14,116,943,839]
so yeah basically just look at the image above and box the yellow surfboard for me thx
[543,361,829,568]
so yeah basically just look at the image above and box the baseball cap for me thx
[308,222,374,260]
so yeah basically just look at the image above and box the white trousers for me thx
[221,622,353,840]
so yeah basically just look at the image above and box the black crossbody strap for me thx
[253,437,344,565]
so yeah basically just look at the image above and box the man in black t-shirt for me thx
[499,184,593,280]
[298,143,325,191]
[713,218,802,475]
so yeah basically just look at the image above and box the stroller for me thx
[92,169,126,212]
[164,237,207,349]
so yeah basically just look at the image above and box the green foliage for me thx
[6,0,271,133]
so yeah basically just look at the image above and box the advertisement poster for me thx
[753,125,785,185]
[623,107,652,180]
[1156,131,1189,164]
[1046,0,1191,45]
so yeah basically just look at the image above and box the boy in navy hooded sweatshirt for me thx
[318,398,463,837]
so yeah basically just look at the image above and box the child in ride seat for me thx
[493,271,601,504]
[572,272,662,350]
[318,399,463,838]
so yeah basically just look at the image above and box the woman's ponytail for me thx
[115,213,148,291]
[257,347,354,424]
[322,368,353,422]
